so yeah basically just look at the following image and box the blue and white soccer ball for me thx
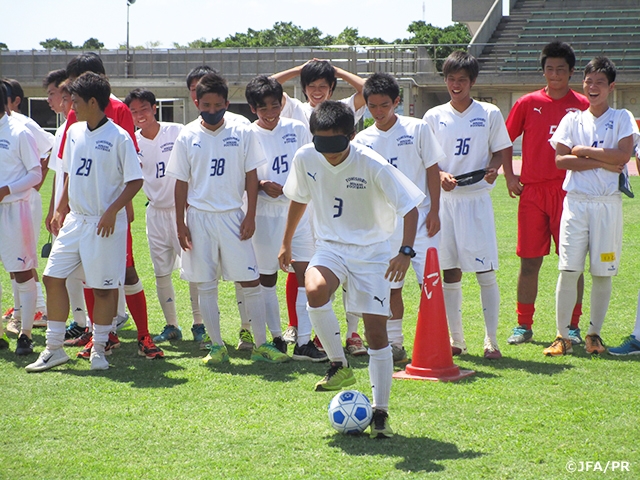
[327,390,373,434]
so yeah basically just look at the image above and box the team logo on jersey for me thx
[307,172,317,181]
[223,136,240,147]
[469,117,486,128]
[95,140,113,152]
[345,176,367,190]
[193,142,201,148]
[396,135,414,147]
[533,107,542,114]
[605,120,614,130]
[282,133,297,144]
[160,142,174,153]
[0,139,9,150]
[103,279,114,286]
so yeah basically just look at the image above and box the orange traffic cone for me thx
[393,247,475,382]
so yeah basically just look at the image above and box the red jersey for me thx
[58,95,138,158]
[506,88,589,184]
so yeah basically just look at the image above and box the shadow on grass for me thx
[457,354,575,375]
[328,433,483,473]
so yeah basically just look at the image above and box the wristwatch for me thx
[399,245,416,258]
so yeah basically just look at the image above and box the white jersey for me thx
[136,122,183,209]
[283,142,425,246]
[166,118,266,212]
[62,119,142,217]
[10,111,55,158]
[251,117,311,206]
[424,99,512,193]
[0,115,40,203]
[281,92,366,128]
[551,108,639,196]
[50,121,67,209]
[354,115,445,211]
[225,110,251,125]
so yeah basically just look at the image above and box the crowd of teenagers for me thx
[2,40,640,439]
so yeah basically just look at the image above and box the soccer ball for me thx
[327,390,373,434]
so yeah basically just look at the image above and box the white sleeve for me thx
[376,163,425,218]
[488,108,513,153]
[418,121,446,169]
[340,94,366,124]
[617,110,640,145]
[8,168,41,195]
[244,129,267,172]
[283,152,311,204]
[166,133,191,182]
[549,113,577,150]
[120,135,143,184]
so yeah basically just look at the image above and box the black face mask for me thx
[312,135,350,154]
[200,108,226,126]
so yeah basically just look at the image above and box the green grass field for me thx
[1,176,639,479]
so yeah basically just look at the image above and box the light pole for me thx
[125,0,136,78]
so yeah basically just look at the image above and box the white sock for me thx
[156,275,178,327]
[587,276,612,336]
[124,280,144,296]
[35,281,46,314]
[93,323,111,348]
[368,345,393,411]
[67,268,87,327]
[11,278,21,320]
[18,278,37,331]
[189,282,203,325]
[387,319,404,347]
[443,281,464,344]
[262,285,282,338]
[243,286,267,346]
[198,281,222,345]
[235,283,251,330]
[307,301,347,365]
[46,320,66,350]
[117,284,126,317]
[346,313,360,339]
[296,287,312,346]
[477,271,500,343]
[556,271,580,338]
[633,291,640,339]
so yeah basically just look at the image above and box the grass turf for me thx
[1,175,639,479]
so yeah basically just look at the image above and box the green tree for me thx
[82,38,104,50]
[401,21,471,70]
[335,27,387,46]
[0,42,8,50]
[40,38,76,50]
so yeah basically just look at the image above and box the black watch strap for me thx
[399,245,416,258]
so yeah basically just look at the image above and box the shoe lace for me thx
[325,362,343,379]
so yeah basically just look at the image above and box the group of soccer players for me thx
[2,40,640,439]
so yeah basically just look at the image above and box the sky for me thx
[2,0,455,51]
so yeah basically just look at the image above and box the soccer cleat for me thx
[191,323,206,343]
[568,327,583,345]
[391,344,409,364]
[2,307,14,321]
[32,311,48,328]
[251,342,291,363]
[370,409,394,439]
[203,343,230,365]
[0,333,9,349]
[283,325,297,344]
[272,336,287,354]
[507,326,533,345]
[346,333,367,356]
[543,336,573,356]
[107,332,121,351]
[153,324,183,343]
[6,318,20,336]
[115,313,130,330]
[585,334,605,355]
[65,321,86,340]
[90,345,109,370]
[484,338,502,359]
[237,329,254,350]
[64,329,91,347]
[15,334,34,355]
[25,347,69,372]
[313,335,325,353]
[77,335,119,359]
[199,334,212,351]
[451,339,468,356]
[138,335,165,359]
[314,362,356,392]
[292,340,328,362]
[608,335,640,356]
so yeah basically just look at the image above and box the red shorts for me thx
[126,224,135,268]
[517,181,566,258]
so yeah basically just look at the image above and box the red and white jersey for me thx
[136,122,183,209]
[9,111,55,159]
[0,115,40,203]
[62,119,142,217]
[507,88,589,184]
[551,107,639,196]
[167,119,266,213]
[281,93,366,128]
[251,117,311,206]
[424,100,512,193]
[283,142,425,246]
[354,115,445,211]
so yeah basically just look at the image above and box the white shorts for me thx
[0,199,37,272]
[389,208,440,288]
[309,240,391,318]
[253,201,315,275]
[146,205,181,277]
[30,189,43,240]
[181,207,259,283]
[558,193,622,276]
[44,212,127,289]
[439,190,498,272]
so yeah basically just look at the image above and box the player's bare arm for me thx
[45,177,56,233]
[259,179,284,198]
[485,147,509,184]
[439,169,457,191]
[333,66,366,110]
[240,169,259,241]
[270,61,309,85]
[97,179,143,238]
[425,164,441,237]
[278,200,307,272]
[571,135,634,165]
[556,143,624,172]
[0,186,9,203]
[51,175,69,236]
[386,207,418,283]
[175,179,192,251]
[502,146,523,197]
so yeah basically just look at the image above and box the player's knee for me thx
[43,275,64,289]
[93,288,114,299]
[443,268,462,283]
[259,273,278,288]
[363,318,388,349]
[239,279,260,288]
[124,266,139,285]
[520,257,543,276]
[14,270,34,283]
